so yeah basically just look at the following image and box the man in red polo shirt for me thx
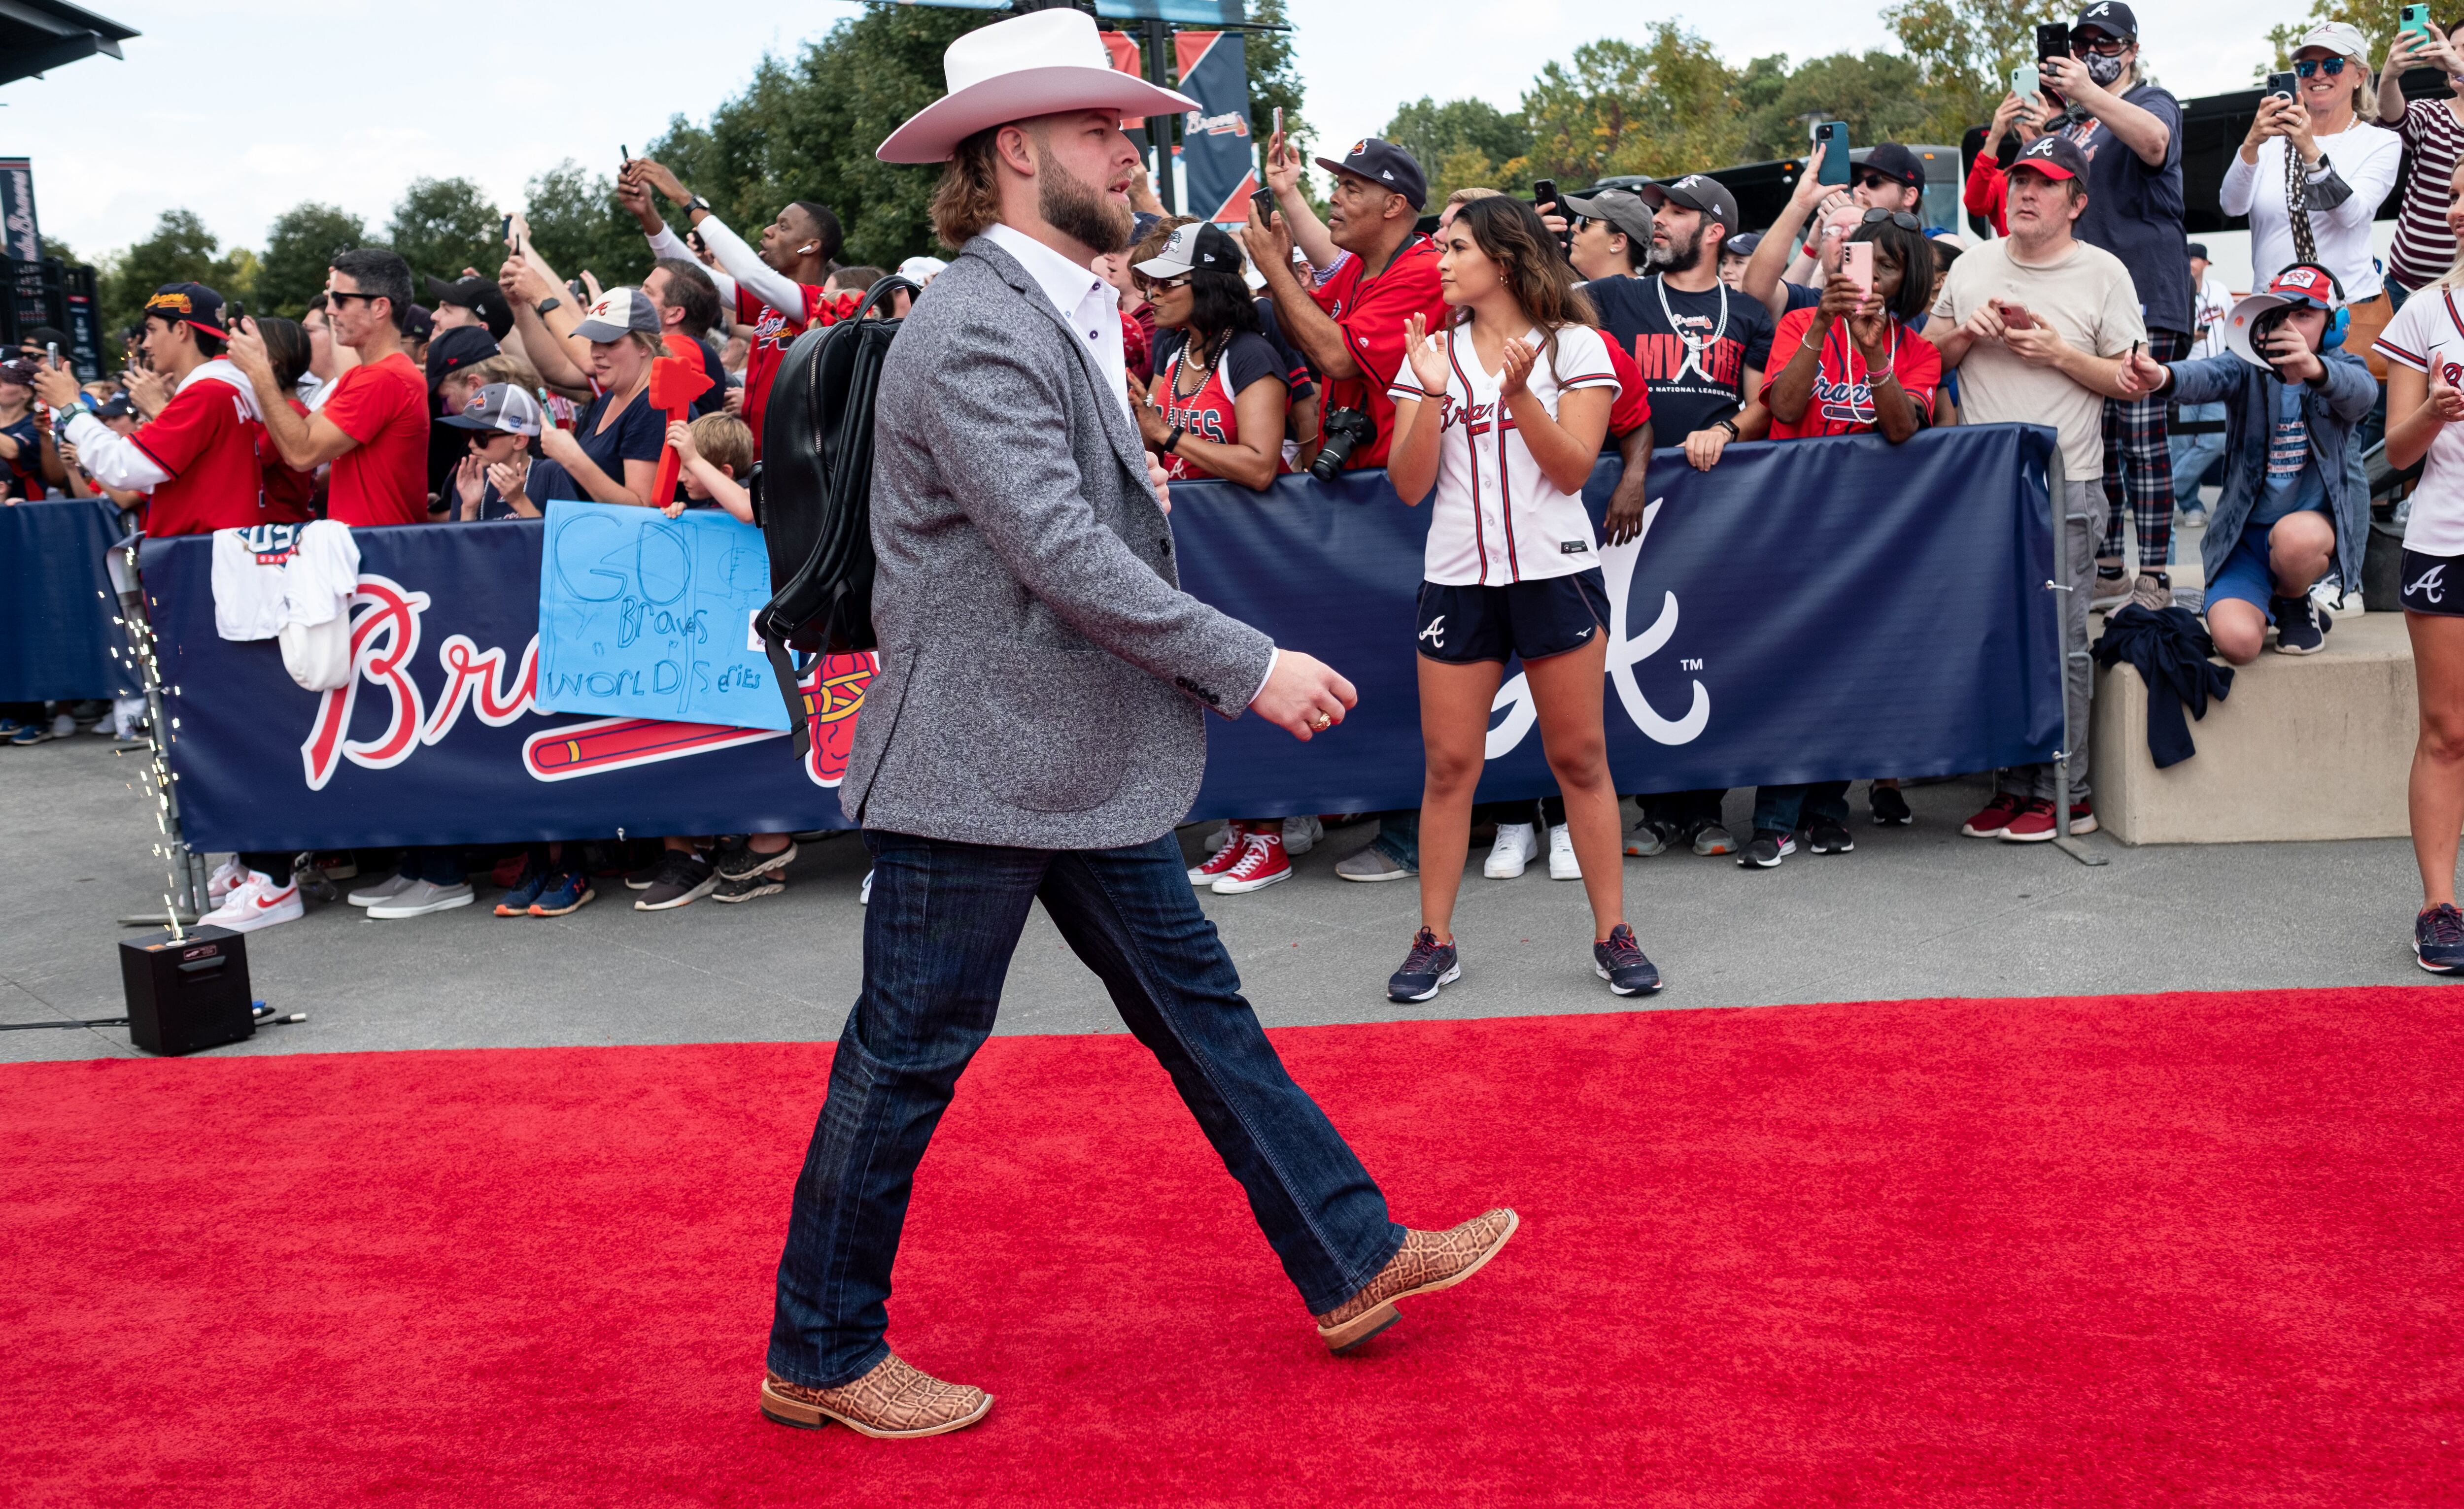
[229,248,430,526]
[1245,137,1445,470]
[33,283,265,536]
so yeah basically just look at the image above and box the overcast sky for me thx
[3,0,2299,258]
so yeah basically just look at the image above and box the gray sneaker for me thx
[365,879,475,919]
[346,872,415,907]
[1623,820,1670,857]
[712,871,787,904]
[635,850,717,911]
[716,838,798,883]
[2089,570,2133,612]
[1335,839,1416,882]
[2129,572,2173,612]
[1689,821,1736,857]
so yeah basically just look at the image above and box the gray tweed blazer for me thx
[840,233,1275,849]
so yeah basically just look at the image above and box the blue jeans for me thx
[767,827,1406,1388]
[1751,780,1850,835]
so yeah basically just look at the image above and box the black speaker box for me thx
[119,925,255,1055]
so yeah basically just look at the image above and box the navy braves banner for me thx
[1173,31,1257,224]
[0,498,135,702]
[147,424,2059,853]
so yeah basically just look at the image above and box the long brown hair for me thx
[1443,194,1596,371]
[930,128,1005,249]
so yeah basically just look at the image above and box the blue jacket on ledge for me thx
[2161,348,2377,594]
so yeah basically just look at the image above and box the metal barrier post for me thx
[2047,449,2107,868]
[104,537,208,926]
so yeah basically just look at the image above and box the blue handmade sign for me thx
[535,500,786,731]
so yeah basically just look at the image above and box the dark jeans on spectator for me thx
[1751,781,1851,835]
[1472,795,1567,828]
[767,826,1406,1390]
[403,846,466,886]
[1641,789,1726,832]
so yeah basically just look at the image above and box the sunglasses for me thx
[1861,208,1924,231]
[326,290,379,307]
[2071,33,2128,55]
[1136,272,1192,293]
[1852,171,1904,192]
[2292,56,2353,76]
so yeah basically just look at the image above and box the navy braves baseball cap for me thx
[440,382,545,437]
[2073,0,2137,40]
[2010,134,2091,183]
[1135,223,1244,279]
[1314,138,1428,210]
[143,283,232,341]
[1637,174,1740,236]
[1861,142,1926,192]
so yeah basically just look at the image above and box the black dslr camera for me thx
[1309,407,1378,481]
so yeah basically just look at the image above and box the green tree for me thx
[1883,0,2072,144]
[522,160,649,287]
[1246,0,1310,153]
[1742,50,1937,159]
[1383,96,1533,198]
[1521,29,1748,185]
[385,176,502,285]
[209,246,260,307]
[100,209,220,337]
[257,202,368,318]
[2262,0,2401,79]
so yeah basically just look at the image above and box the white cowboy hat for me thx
[877,10,1197,165]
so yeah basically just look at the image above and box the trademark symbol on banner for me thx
[1681,659,1703,671]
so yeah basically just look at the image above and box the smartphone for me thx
[1841,242,1873,298]
[619,144,630,168]
[1532,178,1558,214]
[1271,105,1283,140]
[2036,21,2071,63]
[2012,65,2040,102]
[1996,300,2036,331]
[501,214,513,245]
[2405,3,2438,45]
[45,341,60,370]
[225,302,244,331]
[1815,123,1850,185]
[1251,186,1276,225]
[2266,69,2298,101]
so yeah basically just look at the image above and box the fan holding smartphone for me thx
[2377,13,2464,304]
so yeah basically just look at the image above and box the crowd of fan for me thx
[8,3,2463,957]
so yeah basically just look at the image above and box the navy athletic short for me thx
[2402,549,2464,616]
[1414,570,1610,665]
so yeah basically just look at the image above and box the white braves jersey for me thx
[1389,322,1619,586]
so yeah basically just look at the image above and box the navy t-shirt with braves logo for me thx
[1585,274,1775,440]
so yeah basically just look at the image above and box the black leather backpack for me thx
[751,275,916,757]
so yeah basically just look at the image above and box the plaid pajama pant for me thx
[2097,327,2191,571]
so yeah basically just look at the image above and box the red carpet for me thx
[5,988,2461,1506]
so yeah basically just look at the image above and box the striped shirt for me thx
[2392,96,2464,290]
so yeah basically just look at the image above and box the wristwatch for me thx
[684,195,712,218]
[533,296,562,317]
[1715,417,1741,439]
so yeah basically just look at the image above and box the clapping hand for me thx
[1496,336,1537,401]
[453,454,488,518]
[487,455,531,509]
[1402,313,1451,396]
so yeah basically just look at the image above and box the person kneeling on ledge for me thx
[2117,262,2374,663]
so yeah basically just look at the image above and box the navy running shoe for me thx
[2416,903,2464,973]
[1593,923,1662,996]
[1387,927,1461,1003]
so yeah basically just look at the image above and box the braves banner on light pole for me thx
[1174,31,1257,224]
[146,425,2061,854]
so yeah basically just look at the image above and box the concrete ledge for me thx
[2090,611,2418,844]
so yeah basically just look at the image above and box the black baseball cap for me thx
[1135,222,1244,279]
[1314,138,1429,210]
[2010,134,2091,183]
[1637,174,1740,236]
[2187,242,2210,260]
[2073,1,2136,40]
[143,283,231,341]
[424,325,499,390]
[426,274,515,340]
[1861,142,1925,192]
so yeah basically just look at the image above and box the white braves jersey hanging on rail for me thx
[1389,321,1620,586]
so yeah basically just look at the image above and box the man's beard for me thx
[1037,145,1131,254]
[1651,226,1704,275]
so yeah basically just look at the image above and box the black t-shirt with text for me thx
[1586,274,1776,439]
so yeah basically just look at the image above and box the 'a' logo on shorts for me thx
[2410,564,2448,604]
[1418,615,1446,646]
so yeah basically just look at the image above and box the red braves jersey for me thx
[132,370,267,537]
[1388,323,1621,586]
[737,282,859,461]
[1151,330,1288,481]
[1310,237,1447,470]
[1766,309,1942,439]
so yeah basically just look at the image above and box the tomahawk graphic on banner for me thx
[1175,30,1257,225]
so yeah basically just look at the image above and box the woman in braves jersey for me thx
[2373,167,2464,971]
[1383,194,1662,1004]
[1120,221,1310,896]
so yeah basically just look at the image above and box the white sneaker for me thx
[365,879,475,919]
[1281,814,1323,856]
[1483,821,1539,878]
[206,856,249,906]
[201,872,303,934]
[1547,822,1581,880]
[47,712,74,738]
[346,872,415,907]
[1200,822,1237,855]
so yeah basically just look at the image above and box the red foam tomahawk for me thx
[648,333,716,504]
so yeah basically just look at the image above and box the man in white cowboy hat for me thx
[754,9,1519,1441]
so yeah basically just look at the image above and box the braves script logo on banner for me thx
[300,575,874,791]
[1484,498,1709,758]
